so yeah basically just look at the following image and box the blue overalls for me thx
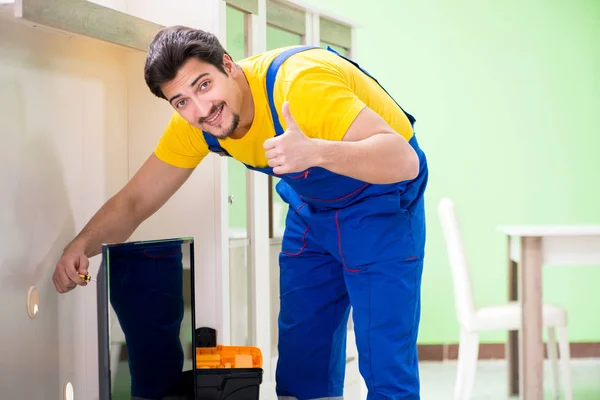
[203,46,428,400]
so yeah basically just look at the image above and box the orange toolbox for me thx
[196,344,263,369]
[194,328,263,399]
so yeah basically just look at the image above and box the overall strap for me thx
[325,46,416,127]
[266,46,319,135]
[202,130,231,157]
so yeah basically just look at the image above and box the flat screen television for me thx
[97,238,196,400]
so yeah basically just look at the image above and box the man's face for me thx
[160,56,241,139]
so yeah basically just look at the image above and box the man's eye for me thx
[200,81,210,90]
[176,99,187,108]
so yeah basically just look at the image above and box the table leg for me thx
[507,234,519,396]
[520,236,544,399]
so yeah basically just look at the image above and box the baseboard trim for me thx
[418,342,600,361]
[118,341,600,363]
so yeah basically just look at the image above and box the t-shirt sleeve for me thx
[274,65,366,142]
[154,112,210,168]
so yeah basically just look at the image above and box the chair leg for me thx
[454,328,467,399]
[455,328,479,400]
[557,326,573,400]
[547,326,560,398]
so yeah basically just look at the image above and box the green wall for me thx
[227,1,600,344]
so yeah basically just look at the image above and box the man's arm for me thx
[53,154,194,293]
[264,63,419,184]
[264,102,419,184]
[311,106,419,184]
[70,154,194,257]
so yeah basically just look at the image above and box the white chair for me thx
[437,197,572,400]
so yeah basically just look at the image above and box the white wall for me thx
[0,0,225,397]
[89,0,220,28]
[0,14,130,399]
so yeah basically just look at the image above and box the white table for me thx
[499,225,600,399]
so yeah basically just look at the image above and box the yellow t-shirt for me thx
[154,46,414,169]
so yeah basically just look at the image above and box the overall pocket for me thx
[336,191,418,271]
[280,203,310,257]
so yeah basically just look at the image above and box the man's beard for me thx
[200,102,240,140]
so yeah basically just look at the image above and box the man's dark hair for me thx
[144,25,230,99]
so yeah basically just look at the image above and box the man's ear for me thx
[223,54,235,75]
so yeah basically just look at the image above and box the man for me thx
[53,25,428,399]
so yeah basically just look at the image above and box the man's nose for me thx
[193,98,213,119]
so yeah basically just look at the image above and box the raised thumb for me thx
[281,101,299,130]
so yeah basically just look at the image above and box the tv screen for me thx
[97,238,196,400]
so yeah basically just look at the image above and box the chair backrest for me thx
[437,197,476,327]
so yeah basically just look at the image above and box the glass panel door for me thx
[226,4,251,347]
[266,26,304,239]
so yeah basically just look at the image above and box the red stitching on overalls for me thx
[335,211,359,273]
[301,183,370,203]
[288,169,311,179]
[296,203,306,213]
[282,225,310,256]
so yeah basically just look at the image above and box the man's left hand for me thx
[263,101,316,175]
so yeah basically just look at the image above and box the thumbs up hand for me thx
[263,101,316,175]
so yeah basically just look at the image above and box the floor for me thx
[419,358,600,399]
[111,358,600,399]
